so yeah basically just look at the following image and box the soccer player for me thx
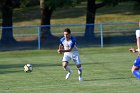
[57,28,83,81]
[129,21,140,79]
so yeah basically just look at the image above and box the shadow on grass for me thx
[13,7,86,23]
[0,63,61,74]
[84,77,134,81]
[0,63,60,69]
[0,70,23,74]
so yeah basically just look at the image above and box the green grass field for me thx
[0,2,140,93]
[0,45,140,93]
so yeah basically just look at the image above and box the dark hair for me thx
[64,28,71,34]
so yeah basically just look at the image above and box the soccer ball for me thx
[24,64,33,72]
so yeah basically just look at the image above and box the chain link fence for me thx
[0,22,138,51]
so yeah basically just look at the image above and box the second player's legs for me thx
[131,65,140,79]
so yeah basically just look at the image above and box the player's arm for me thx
[59,41,75,53]
[57,44,64,54]
[130,22,140,53]
[137,37,140,54]
[137,21,140,54]
[129,48,138,53]
[58,44,64,50]
[129,37,140,53]
[59,47,73,52]
[58,43,73,52]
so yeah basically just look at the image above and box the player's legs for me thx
[62,61,71,72]
[131,65,140,79]
[131,65,139,72]
[62,54,73,79]
[76,64,83,81]
[131,56,140,79]
[72,52,83,81]
[62,61,73,79]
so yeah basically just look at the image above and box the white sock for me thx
[78,67,82,77]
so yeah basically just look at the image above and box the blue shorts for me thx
[134,56,140,68]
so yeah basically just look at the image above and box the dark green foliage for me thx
[20,0,39,8]
[43,0,83,10]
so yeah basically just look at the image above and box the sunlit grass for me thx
[0,45,140,93]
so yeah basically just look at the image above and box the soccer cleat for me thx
[65,70,73,79]
[78,76,83,81]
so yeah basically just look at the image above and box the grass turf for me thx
[0,45,140,93]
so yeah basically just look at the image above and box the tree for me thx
[85,0,118,41]
[40,0,53,39]
[39,0,83,40]
[20,0,39,8]
[0,0,20,44]
[84,0,97,41]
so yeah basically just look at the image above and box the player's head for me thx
[64,28,71,34]
[64,28,71,40]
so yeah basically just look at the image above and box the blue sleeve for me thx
[60,37,64,46]
[71,37,76,48]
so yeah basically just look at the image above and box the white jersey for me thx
[60,36,78,53]
[60,36,81,64]
[136,29,140,38]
